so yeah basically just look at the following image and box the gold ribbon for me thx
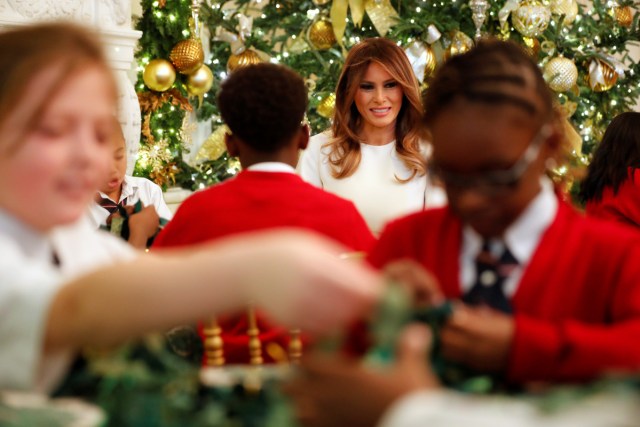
[498,0,521,30]
[330,0,399,46]
[196,125,229,162]
[365,0,399,37]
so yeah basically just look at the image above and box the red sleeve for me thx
[152,196,199,248]
[366,217,415,269]
[508,241,640,382]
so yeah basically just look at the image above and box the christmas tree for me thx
[135,0,639,190]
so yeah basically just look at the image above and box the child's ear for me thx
[297,124,310,150]
[224,133,239,157]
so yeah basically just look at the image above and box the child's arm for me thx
[44,230,382,352]
[127,205,160,249]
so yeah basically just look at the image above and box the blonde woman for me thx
[298,38,445,235]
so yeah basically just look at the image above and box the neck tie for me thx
[462,241,518,314]
[97,195,127,215]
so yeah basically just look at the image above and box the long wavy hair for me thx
[579,112,640,203]
[327,37,426,181]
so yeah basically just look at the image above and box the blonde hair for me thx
[327,37,426,181]
[0,23,117,153]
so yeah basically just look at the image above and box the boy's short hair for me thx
[217,63,308,152]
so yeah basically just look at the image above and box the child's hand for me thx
[284,324,438,427]
[440,304,515,373]
[383,259,444,307]
[127,205,159,248]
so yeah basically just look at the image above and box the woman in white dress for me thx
[298,38,445,235]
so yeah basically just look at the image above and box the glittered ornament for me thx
[550,0,578,25]
[447,31,474,58]
[613,5,633,27]
[227,48,262,73]
[543,56,578,92]
[169,39,205,75]
[587,58,618,92]
[512,0,551,37]
[317,93,336,119]
[186,65,214,96]
[308,18,337,50]
[143,59,176,92]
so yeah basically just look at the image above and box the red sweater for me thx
[368,200,640,383]
[586,167,640,228]
[154,170,375,364]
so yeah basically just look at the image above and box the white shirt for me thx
[0,209,135,393]
[246,162,296,173]
[87,175,173,229]
[460,177,558,297]
[298,132,446,235]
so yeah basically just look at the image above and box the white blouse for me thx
[297,132,446,235]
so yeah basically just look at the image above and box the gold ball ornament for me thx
[308,18,337,50]
[587,58,618,92]
[543,56,578,92]
[613,5,633,27]
[317,93,336,119]
[550,0,578,25]
[186,65,214,96]
[227,48,262,73]
[169,39,205,74]
[143,59,176,92]
[512,0,552,37]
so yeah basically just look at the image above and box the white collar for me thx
[97,176,137,203]
[462,177,558,265]
[246,162,296,173]
[0,208,53,261]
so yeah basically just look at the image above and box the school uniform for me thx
[369,178,640,383]
[585,167,640,228]
[154,162,375,364]
[0,209,135,393]
[88,175,173,229]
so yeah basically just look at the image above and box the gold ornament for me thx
[169,38,205,74]
[312,0,331,4]
[196,125,229,162]
[550,0,578,25]
[227,48,262,73]
[587,58,618,92]
[143,59,176,92]
[543,56,578,92]
[447,31,474,58]
[512,0,551,37]
[186,65,214,96]
[613,5,633,27]
[308,18,337,50]
[317,93,336,119]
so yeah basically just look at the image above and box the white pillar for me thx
[0,0,142,174]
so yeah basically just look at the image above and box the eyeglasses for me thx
[428,124,552,197]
